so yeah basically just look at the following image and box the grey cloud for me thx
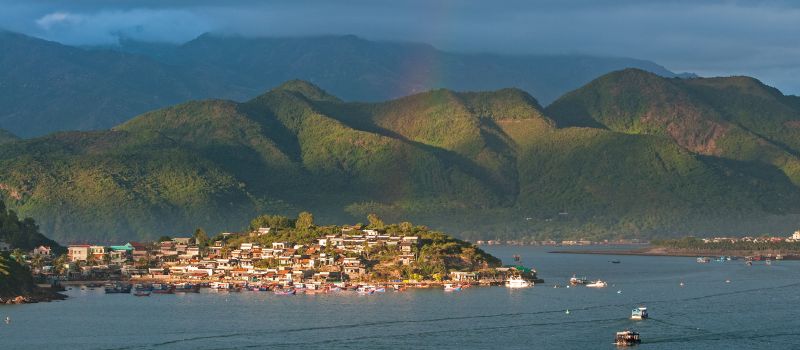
[1,0,798,94]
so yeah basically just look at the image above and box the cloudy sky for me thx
[2,0,799,95]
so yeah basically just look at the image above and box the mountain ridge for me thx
[3,76,800,243]
[1,30,686,137]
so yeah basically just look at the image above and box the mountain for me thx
[0,129,18,144]
[1,79,800,243]
[547,68,800,186]
[1,30,685,137]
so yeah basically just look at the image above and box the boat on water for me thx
[615,330,641,346]
[274,288,296,296]
[586,280,607,288]
[505,275,532,288]
[151,283,175,294]
[569,274,587,285]
[610,260,621,264]
[696,257,711,263]
[631,307,648,320]
[104,282,132,294]
[766,259,772,265]
[174,283,200,293]
[443,284,462,292]
[133,290,151,297]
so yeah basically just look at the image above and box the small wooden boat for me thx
[615,330,641,346]
[133,290,151,297]
[151,283,175,294]
[104,283,132,294]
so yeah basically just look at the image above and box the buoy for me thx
[565,309,570,315]
[617,290,622,294]
[725,279,731,283]
[679,282,685,287]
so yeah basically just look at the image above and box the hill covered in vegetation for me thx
[1,75,800,243]
[0,30,684,137]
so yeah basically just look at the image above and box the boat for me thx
[151,283,175,294]
[133,290,151,297]
[443,284,462,292]
[776,254,784,260]
[209,282,232,290]
[630,307,648,320]
[696,257,711,263]
[766,259,772,265]
[569,274,587,285]
[610,260,621,264]
[746,261,753,266]
[174,283,200,293]
[274,288,297,295]
[104,282,132,294]
[586,280,607,288]
[357,286,376,294]
[505,275,532,288]
[615,330,641,346]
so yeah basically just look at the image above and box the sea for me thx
[2,245,799,350]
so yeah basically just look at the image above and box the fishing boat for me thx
[586,280,607,288]
[274,288,296,296]
[630,307,648,320]
[615,330,641,346]
[505,275,532,288]
[766,259,772,265]
[209,282,232,291]
[443,284,462,292]
[610,260,621,264]
[151,283,175,294]
[133,290,151,297]
[696,257,711,263]
[174,283,200,293]
[373,286,386,293]
[569,274,587,285]
[104,282,132,294]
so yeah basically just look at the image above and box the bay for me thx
[2,246,799,349]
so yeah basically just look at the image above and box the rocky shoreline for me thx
[0,287,67,305]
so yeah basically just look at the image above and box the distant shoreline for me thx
[549,247,800,260]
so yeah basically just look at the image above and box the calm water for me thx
[2,246,800,349]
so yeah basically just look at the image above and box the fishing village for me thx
[7,213,547,297]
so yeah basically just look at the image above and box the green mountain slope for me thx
[546,69,800,186]
[1,79,800,243]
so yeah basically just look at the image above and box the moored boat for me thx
[174,283,200,293]
[505,275,532,288]
[133,290,151,297]
[696,257,711,263]
[443,284,462,292]
[104,282,132,294]
[151,283,175,294]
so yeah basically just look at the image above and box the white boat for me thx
[585,280,607,288]
[631,307,648,320]
[443,284,462,292]
[569,274,587,285]
[505,275,532,288]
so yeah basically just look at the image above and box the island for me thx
[12,210,542,297]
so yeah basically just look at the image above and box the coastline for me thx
[548,246,800,259]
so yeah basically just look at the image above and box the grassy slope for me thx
[1,79,800,242]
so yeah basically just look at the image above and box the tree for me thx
[158,235,172,242]
[194,228,209,247]
[295,211,314,229]
[367,213,385,230]
[399,221,413,233]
